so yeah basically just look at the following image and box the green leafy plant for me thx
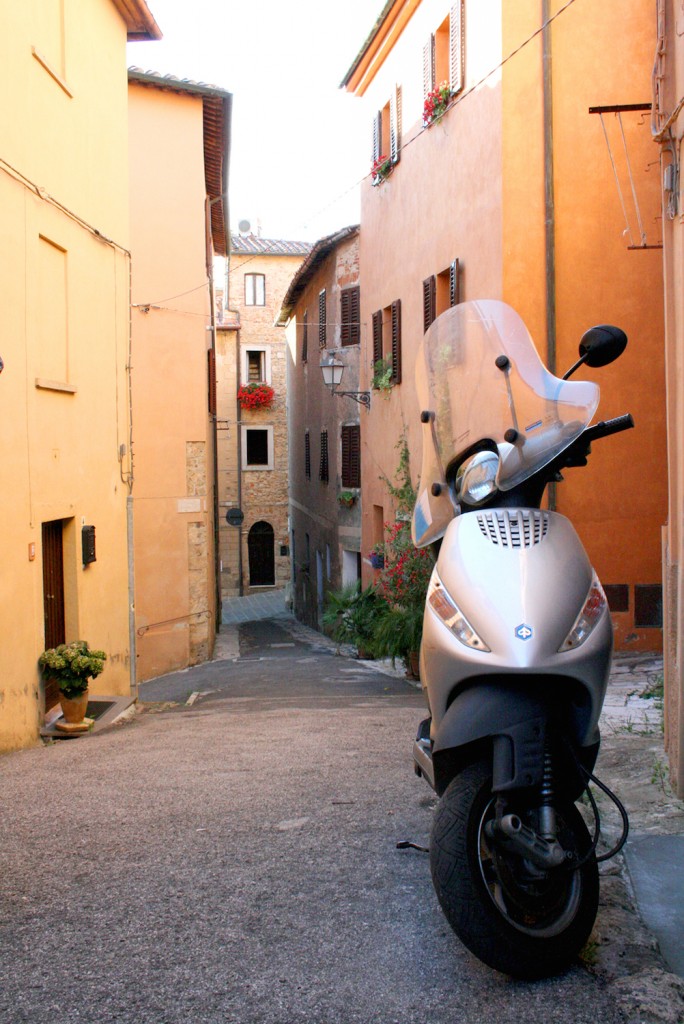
[322,583,387,655]
[338,490,357,508]
[371,153,392,184]
[423,80,453,127]
[372,358,393,392]
[38,641,107,698]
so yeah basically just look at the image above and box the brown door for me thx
[248,521,275,586]
[42,520,65,710]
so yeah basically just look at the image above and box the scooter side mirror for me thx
[578,325,628,368]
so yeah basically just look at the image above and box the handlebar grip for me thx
[584,413,634,442]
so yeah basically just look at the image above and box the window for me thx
[319,289,327,347]
[604,584,629,612]
[341,424,361,488]
[319,430,329,483]
[341,286,361,347]
[372,85,402,170]
[634,585,663,628]
[424,3,464,100]
[305,431,311,480]
[301,310,308,363]
[424,259,461,332]
[207,348,217,415]
[371,301,401,384]
[242,426,274,470]
[241,346,271,384]
[245,273,265,306]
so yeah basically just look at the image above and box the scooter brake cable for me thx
[396,840,429,853]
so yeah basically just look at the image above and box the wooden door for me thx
[42,520,65,710]
[248,521,275,587]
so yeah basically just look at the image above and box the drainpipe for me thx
[542,0,557,510]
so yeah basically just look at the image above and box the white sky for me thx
[127,0,380,242]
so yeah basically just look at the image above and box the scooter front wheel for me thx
[430,759,599,978]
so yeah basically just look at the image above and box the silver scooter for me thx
[411,300,631,978]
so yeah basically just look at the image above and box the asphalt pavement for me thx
[1,616,682,1023]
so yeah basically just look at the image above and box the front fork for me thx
[486,743,574,871]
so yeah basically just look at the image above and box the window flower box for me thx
[238,383,275,410]
[423,81,453,127]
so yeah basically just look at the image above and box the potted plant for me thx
[371,358,393,393]
[423,80,453,127]
[338,490,357,508]
[371,153,392,185]
[238,383,275,410]
[39,641,107,731]
[369,543,385,570]
[322,583,387,659]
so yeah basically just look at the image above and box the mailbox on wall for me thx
[82,525,96,566]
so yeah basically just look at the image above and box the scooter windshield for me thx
[412,300,599,547]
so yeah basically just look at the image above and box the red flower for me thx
[238,383,275,410]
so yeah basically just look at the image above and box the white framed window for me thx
[241,346,271,384]
[241,426,274,470]
[245,273,265,306]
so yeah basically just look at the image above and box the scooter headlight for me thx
[455,450,499,506]
[559,572,607,651]
[427,573,490,651]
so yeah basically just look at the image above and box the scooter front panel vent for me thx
[476,510,549,548]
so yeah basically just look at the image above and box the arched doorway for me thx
[248,521,275,586]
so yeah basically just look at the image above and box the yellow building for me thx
[128,69,231,681]
[0,1,160,751]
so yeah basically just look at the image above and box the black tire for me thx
[430,758,599,978]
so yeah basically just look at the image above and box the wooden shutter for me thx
[449,2,464,95]
[372,110,382,163]
[318,289,326,348]
[341,424,361,488]
[207,347,217,415]
[390,85,402,164]
[319,430,329,483]
[423,276,436,332]
[305,431,311,479]
[302,310,308,363]
[450,258,460,306]
[390,299,402,384]
[372,310,383,365]
[341,286,360,347]
[423,36,435,99]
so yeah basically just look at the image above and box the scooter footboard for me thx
[430,681,598,797]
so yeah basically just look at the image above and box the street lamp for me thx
[320,353,371,409]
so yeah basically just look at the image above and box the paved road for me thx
[1,620,626,1023]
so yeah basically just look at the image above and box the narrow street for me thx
[1,620,632,1023]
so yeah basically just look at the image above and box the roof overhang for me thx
[340,0,420,96]
[112,0,162,41]
[128,69,232,256]
[276,225,359,326]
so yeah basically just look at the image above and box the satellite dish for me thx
[238,219,251,234]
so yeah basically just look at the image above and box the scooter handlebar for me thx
[582,413,634,443]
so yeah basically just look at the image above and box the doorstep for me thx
[41,695,136,740]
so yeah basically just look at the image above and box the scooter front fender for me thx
[430,681,599,797]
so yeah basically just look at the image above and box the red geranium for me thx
[238,383,275,410]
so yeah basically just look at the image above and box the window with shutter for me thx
[341,424,361,488]
[318,289,327,348]
[423,276,436,333]
[305,431,311,480]
[245,273,265,306]
[372,310,383,365]
[207,348,216,415]
[302,310,308,363]
[423,36,435,98]
[449,1,465,96]
[341,286,360,347]
[390,85,402,164]
[450,258,460,306]
[319,430,329,483]
[390,299,402,385]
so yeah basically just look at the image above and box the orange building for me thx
[128,69,231,681]
[343,0,666,650]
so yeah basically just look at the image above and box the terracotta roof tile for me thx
[230,234,313,257]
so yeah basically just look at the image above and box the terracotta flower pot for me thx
[59,688,89,724]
